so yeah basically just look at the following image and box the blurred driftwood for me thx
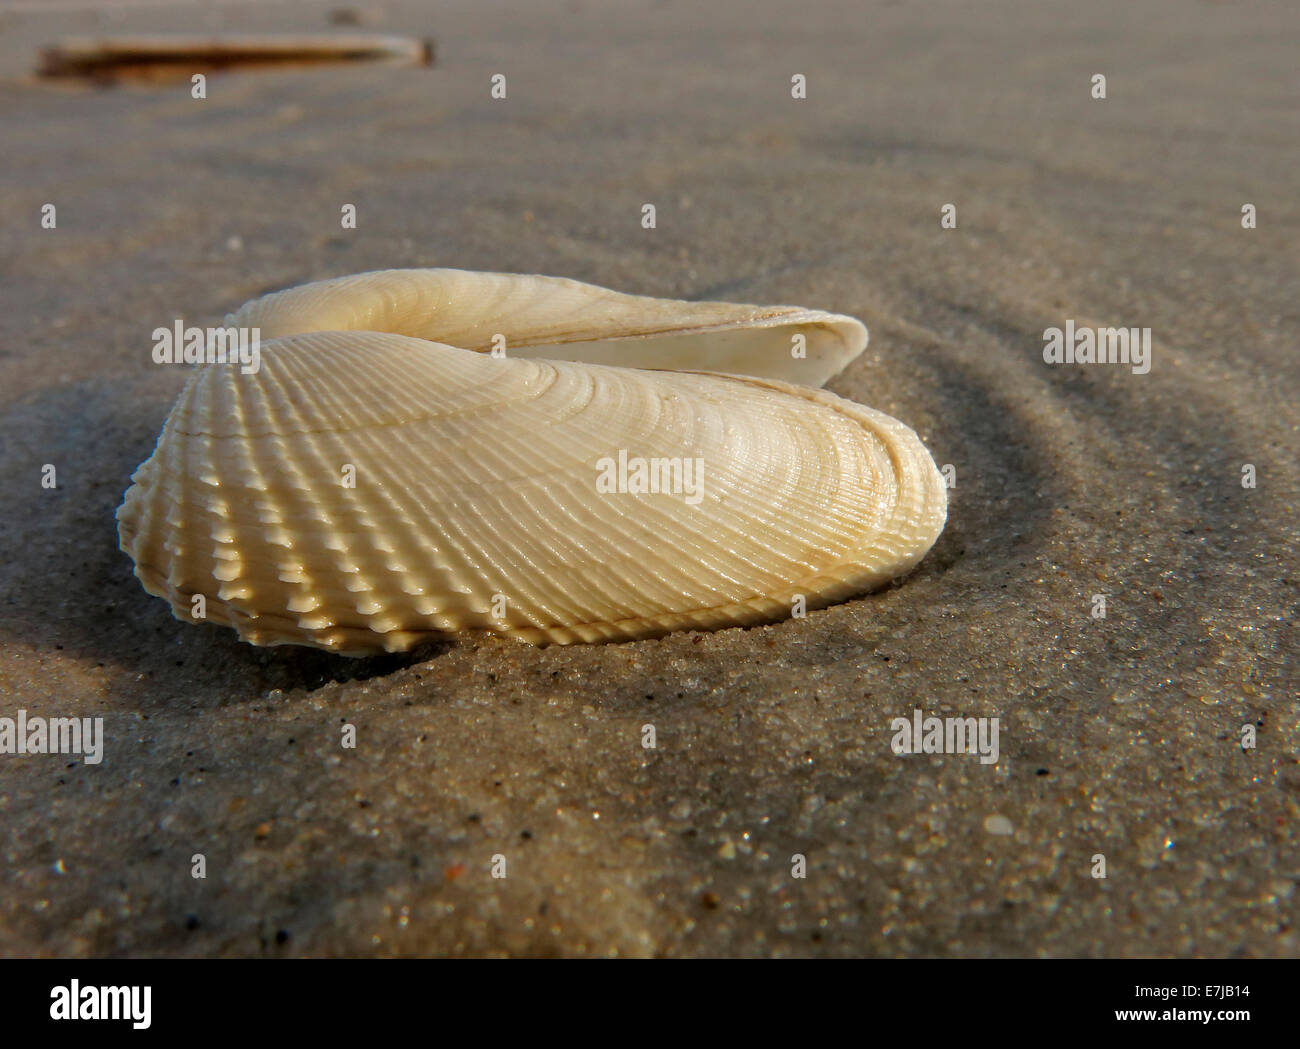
[37,34,436,84]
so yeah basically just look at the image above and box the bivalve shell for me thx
[118,271,947,653]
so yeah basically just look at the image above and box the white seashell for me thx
[119,272,946,654]
[226,268,869,388]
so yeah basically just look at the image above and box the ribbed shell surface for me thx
[117,331,946,652]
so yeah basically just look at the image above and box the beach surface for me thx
[0,0,1296,956]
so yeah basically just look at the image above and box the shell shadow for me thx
[0,377,452,709]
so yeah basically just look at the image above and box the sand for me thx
[0,0,1296,957]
